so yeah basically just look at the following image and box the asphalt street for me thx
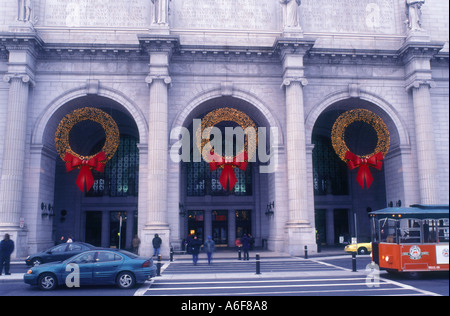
[1,254,448,297]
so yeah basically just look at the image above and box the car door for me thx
[93,251,123,284]
[62,252,95,286]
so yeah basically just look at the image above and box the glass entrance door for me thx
[188,210,205,243]
[85,211,102,246]
[212,210,228,246]
[236,210,251,238]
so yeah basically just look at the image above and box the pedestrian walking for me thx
[190,236,202,265]
[203,236,216,265]
[152,234,162,257]
[56,235,65,245]
[248,234,255,250]
[132,235,141,254]
[241,234,250,260]
[66,236,73,243]
[0,234,15,275]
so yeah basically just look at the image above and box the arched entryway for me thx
[33,94,143,251]
[175,95,279,250]
[310,97,406,246]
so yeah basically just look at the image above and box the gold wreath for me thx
[55,107,120,162]
[196,107,258,163]
[331,109,390,161]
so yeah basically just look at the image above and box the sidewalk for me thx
[169,245,347,261]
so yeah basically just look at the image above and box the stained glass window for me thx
[312,134,348,196]
[87,135,139,197]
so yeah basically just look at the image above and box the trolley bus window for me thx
[379,218,398,243]
[423,219,437,243]
[438,218,449,243]
[399,218,421,244]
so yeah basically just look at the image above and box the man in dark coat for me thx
[241,234,250,260]
[0,234,15,275]
[152,234,162,257]
[190,236,202,265]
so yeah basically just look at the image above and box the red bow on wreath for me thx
[345,151,384,189]
[208,151,248,191]
[64,151,107,192]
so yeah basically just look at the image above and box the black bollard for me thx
[238,247,242,260]
[156,254,162,276]
[304,245,308,259]
[170,246,174,262]
[256,253,261,275]
[352,252,357,272]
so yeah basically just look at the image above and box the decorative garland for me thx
[331,109,390,189]
[195,107,257,190]
[55,107,120,192]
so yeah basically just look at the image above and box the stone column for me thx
[142,73,171,257]
[284,78,310,226]
[410,81,439,204]
[278,38,316,256]
[402,41,443,204]
[0,74,32,257]
[0,74,32,226]
[138,35,178,257]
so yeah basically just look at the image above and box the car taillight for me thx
[142,260,150,268]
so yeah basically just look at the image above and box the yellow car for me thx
[345,242,372,255]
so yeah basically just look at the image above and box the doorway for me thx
[188,210,205,242]
[212,210,228,246]
[85,211,102,246]
[236,210,251,238]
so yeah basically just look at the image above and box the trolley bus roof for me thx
[370,204,449,219]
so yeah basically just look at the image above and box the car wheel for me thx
[32,258,43,266]
[38,273,58,291]
[358,247,368,255]
[116,271,136,289]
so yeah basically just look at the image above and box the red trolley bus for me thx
[370,204,449,274]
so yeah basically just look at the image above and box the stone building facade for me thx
[0,0,448,258]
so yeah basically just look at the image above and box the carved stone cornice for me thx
[398,41,445,63]
[138,34,179,56]
[274,37,316,59]
[0,32,43,58]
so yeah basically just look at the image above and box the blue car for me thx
[24,249,157,290]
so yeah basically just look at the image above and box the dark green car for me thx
[24,249,157,290]
[25,242,96,266]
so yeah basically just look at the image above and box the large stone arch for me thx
[32,84,148,147]
[305,89,410,149]
[171,86,284,145]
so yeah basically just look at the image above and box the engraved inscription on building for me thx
[43,0,151,28]
[301,0,398,34]
[170,0,280,31]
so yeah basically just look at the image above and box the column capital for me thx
[145,75,172,87]
[405,79,436,91]
[3,73,35,86]
[281,77,308,88]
